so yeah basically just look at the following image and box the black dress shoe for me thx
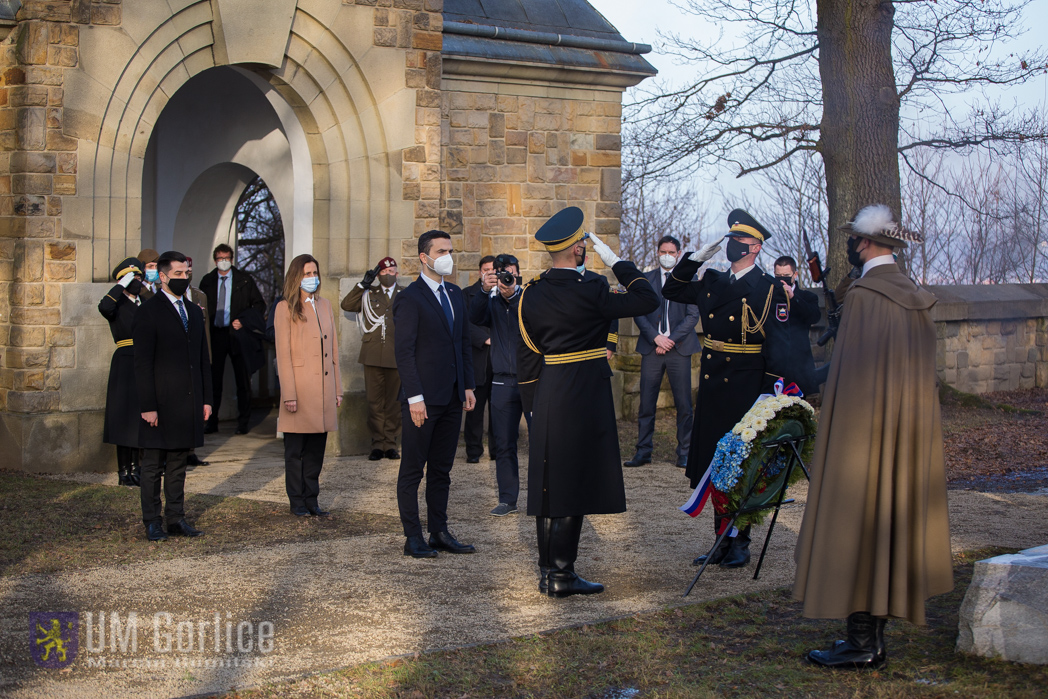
[466,456,480,464]
[187,453,209,467]
[675,456,688,468]
[146,522,168,542]
[235,426,249,435]
[168,519,203,537]
[384,449,400,460]
[368,448,384,461]
[428,530,475,554]
[720,528,751,568]
[307,507,330,517]
[204,423,218,434]
[624,455,651,468]
[291,506,310,517]
[404,535,438,558]
[808,613,887,669]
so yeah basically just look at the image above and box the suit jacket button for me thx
[703,374,709,379]
[706,354,711,359]
[708,313,713,319]
[729,315,734,321]
[726,357,731,362]
[724,378,729,382]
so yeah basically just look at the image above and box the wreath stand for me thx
[683,432,811,597]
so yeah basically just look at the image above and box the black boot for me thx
[720,526,751,568]
[116,446,135,487]
[693,534,731,566]
[129,449,142,487]
[536,516,552,594]
[547,516,604,598]
[807,612,887,669]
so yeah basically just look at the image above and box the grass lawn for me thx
[226,548,1044,698]
[0,471,399,577]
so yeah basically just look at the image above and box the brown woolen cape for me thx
[793,263,953,624]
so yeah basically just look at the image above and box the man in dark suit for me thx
[133,251,213,542]
[198,243,265,434]
[393,230,477,559]
[765,255,823,396]
[625,235,701,469]
[463,256,496,463]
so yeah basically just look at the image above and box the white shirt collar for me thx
[304,295,315,304]
[862,255,895,277]
[730,263,756,280]
[420,272,445,293]
[161,288,183,306]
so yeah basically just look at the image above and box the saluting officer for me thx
[518,207,659,598]
[99,257,147,486]
[663,209,783,569]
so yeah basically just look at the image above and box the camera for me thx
[493,253,521,287]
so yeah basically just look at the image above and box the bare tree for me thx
[235,176,285,306]
[620,169,713,269]
[1014,135,1048,283]
[627,0,1048,284]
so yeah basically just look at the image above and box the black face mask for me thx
[775,275,793,285]
[126,279,143,296]
[725,238,752,263]
[167,278,190,297]
[846,237,863,268]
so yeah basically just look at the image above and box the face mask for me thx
[127,279,143,296]
[145,269,159,283]
[216,259,232,272]
[426,253,454,277]
[775,275,793,285]
[846,237,863,268]
[167,277,190,296]
[300,276,320,293]
[725,238,752,263]
[379,274,397,288]
[658,254,678,269]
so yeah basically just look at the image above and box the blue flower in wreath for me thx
[710,433,751,492]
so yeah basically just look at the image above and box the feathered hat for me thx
[839,204,922,249]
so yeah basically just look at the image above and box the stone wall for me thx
[613,282,1048,421]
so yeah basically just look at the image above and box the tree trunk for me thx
[817,0,901,286]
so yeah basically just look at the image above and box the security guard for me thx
[98,257,147,486]
[663,209,783,569]
[518,207,658,597]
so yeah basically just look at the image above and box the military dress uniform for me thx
[98,257,146,486]
[663,210,784,568]
[341,258,404,458]
[518,206,659,597]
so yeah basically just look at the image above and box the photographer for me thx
[470,254,530,517]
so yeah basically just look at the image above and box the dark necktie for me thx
[661,273,670,334]
[217,276,228,326]
[437,284,454,330]
[176,299,189,332]
[729,274,736,284]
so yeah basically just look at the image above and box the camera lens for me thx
[497,270,514,285]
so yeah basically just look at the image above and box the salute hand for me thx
[588,232,621,267]
[686,240,722,264]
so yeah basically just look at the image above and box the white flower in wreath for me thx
[758,408,777,420]
[751,417,768,432]
[739,427,758,443]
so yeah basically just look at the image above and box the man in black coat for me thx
[198,243,265,434]
[626,235,702,469]
[463,256,496,463]
[393,230,477,559]
[133,251,213,542]
[765,255,823,396]
[518,207,659,597]
[663,209,786,570]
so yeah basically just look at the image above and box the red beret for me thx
[378,257,397,270]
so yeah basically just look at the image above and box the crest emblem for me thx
[30,612,78,668]
[776,303,789,322]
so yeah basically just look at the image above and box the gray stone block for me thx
[61,282,111,326]
[957,545,1048,665]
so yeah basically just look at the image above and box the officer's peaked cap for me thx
[725,209,772,243]
[112,257,142,281]
[535,206,586,252]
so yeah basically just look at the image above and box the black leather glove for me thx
[360,265,380,289]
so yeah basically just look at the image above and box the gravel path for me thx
[3,427,1046,699]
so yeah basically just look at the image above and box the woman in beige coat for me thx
[274,254,343,516]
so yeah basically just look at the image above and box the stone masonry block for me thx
[958,545,1048,665]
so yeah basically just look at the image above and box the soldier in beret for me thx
[794,205,952,669]
[98,257,147,486]
[663,209,785,570]
[137,248,160,297]
[341,256,404,461]
[518,207,659,597]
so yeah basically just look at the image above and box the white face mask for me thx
[216,259,232,272]
[426,253,454,277]
[658,253,678,270]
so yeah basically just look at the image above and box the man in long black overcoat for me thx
[518,207,658,597]
[134,251,213,542]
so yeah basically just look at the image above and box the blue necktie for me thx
[437,284,454,330]
[176,299,189,332]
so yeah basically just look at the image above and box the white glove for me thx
[118,272,136,288]
[588,232,621,267]
[686,240,722,264]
